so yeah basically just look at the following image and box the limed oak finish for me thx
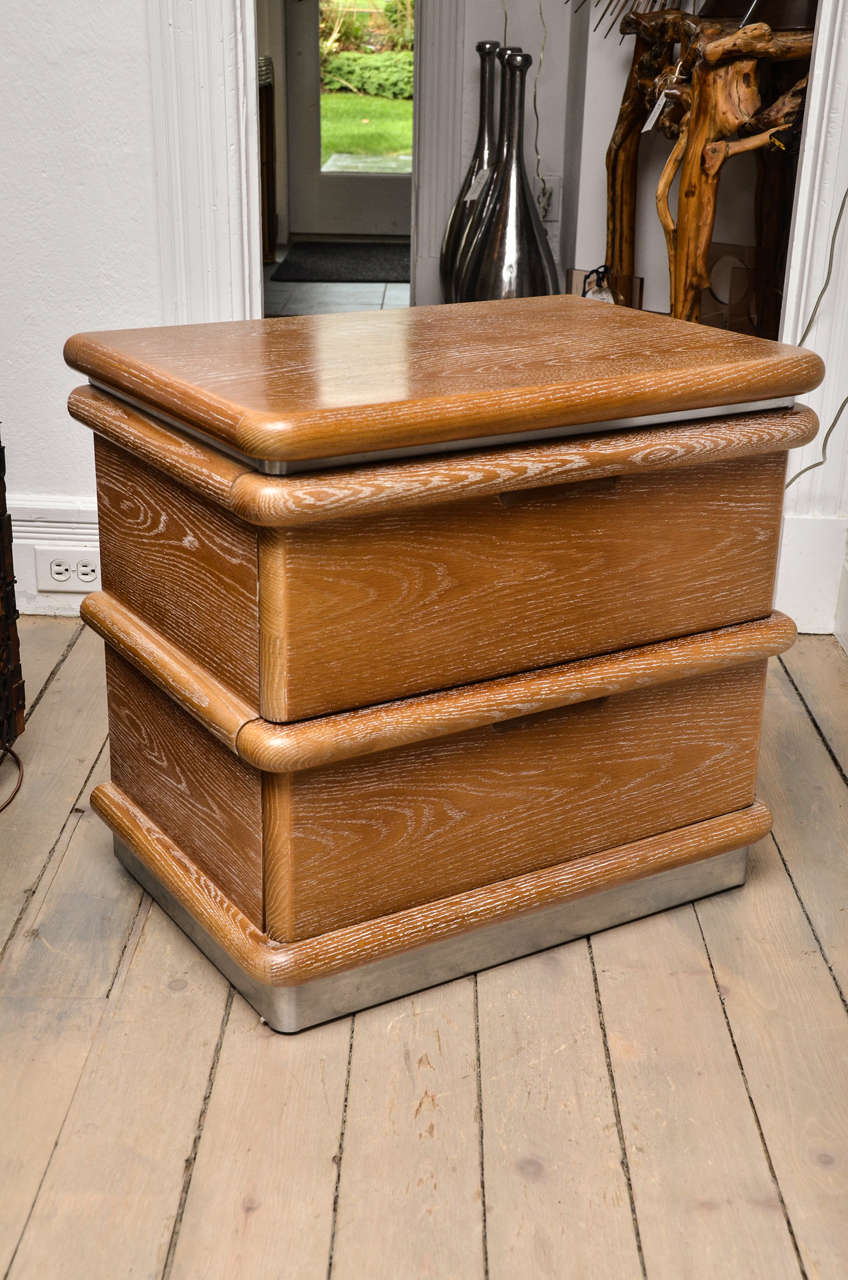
[65,295,822,465]
[65,297,822,1030]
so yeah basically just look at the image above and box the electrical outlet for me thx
[35,546,101,593]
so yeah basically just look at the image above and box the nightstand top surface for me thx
[65,295,823,466]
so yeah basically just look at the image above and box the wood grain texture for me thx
[81,591,254,753]
[105,650,264,928]
[169,996,349,1280]
[780,634,848,778]
[16,616,80,710]
[0,756,141,1001]
[257,530,289,722]
[262,455,791,718]
[239,614,794,772]
[275,663,768,939]
[9,907,229,1280]
[0,757,141,1271]
[592,903,801,1278]
[94,435,260,704]
[758,663,848,993]
[69,384,817,526]
[0,998,105,1274]
[331,981,485,1280]
[84,598,794,771]
[477,944,643,1279]
[64,295,824,463]
[0,628,107,947]
[697,834,848,1278]
[90,783,772,986]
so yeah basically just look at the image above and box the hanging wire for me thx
[798,183,848,347]
[0,744,23,815]
[785,182,848,489]
[533,0,552,219]
[785,395,848,491]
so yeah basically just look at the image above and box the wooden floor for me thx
[1,619,847,1280]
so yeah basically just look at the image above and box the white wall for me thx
[1,3,165,612]
[2,0,262,615]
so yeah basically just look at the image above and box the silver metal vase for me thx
[453,44,523,301]
[457,51,559,303]
[439,41,500,304]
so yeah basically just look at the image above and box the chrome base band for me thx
[114,837,747,1033]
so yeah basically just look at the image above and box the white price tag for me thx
[642,91,668,134]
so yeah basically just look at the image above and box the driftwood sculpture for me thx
[606,13,812,327]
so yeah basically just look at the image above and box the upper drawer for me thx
[80,394,817,720]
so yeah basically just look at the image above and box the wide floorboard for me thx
[1,621,846,1279]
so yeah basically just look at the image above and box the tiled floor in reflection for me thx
[263,261,410,317]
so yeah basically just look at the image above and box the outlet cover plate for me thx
[35,546,102,593]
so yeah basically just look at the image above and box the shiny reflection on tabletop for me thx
[64,296,824,464]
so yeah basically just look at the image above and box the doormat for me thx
[271,241,410,284]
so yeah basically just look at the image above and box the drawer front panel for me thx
[96,437,260,705]
[266,661,766,940]
[263,455,785,721]
[106,650,264,927]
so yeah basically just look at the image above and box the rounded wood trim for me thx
[69,385,818,526]
[91,780,773,984]
[81,592,254,752]
[64,296,824,463]
[82,590,796,771]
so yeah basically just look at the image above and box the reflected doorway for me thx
[285,0,413,238]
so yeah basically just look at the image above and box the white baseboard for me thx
[836,553,848,654]
[776,513,848,633]
[9,494,99,616]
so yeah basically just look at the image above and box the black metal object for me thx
[1,436,25,752]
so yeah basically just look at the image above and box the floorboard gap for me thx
[769,833,848,1016]
[473,974,490,1280]
[778,655,848,788]
[692,904,808,1279]
[160,986,234,1280]
[587,936,647,1280]
[105,894,151,1001]
[325,1014,356,1280]
[0,737,110,960]
[23,622,84,724]
[3,994,109,1280]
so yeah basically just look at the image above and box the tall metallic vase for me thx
[453,45,521,299]
[439,41,500,303]
[457,51,559,302]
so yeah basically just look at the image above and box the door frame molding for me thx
[777,0,848,637]
[146,0,264,324]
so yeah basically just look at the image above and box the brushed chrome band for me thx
[114,837,746,1034]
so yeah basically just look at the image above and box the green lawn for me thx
[320,92,413,163]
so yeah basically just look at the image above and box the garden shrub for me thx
[383,0,415,51]
[323,51,414,100]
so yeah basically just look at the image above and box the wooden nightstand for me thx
[65,295,823,1030]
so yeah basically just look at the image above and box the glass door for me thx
[285,0,413,237]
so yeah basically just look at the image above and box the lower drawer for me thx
[100,616,780,943]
